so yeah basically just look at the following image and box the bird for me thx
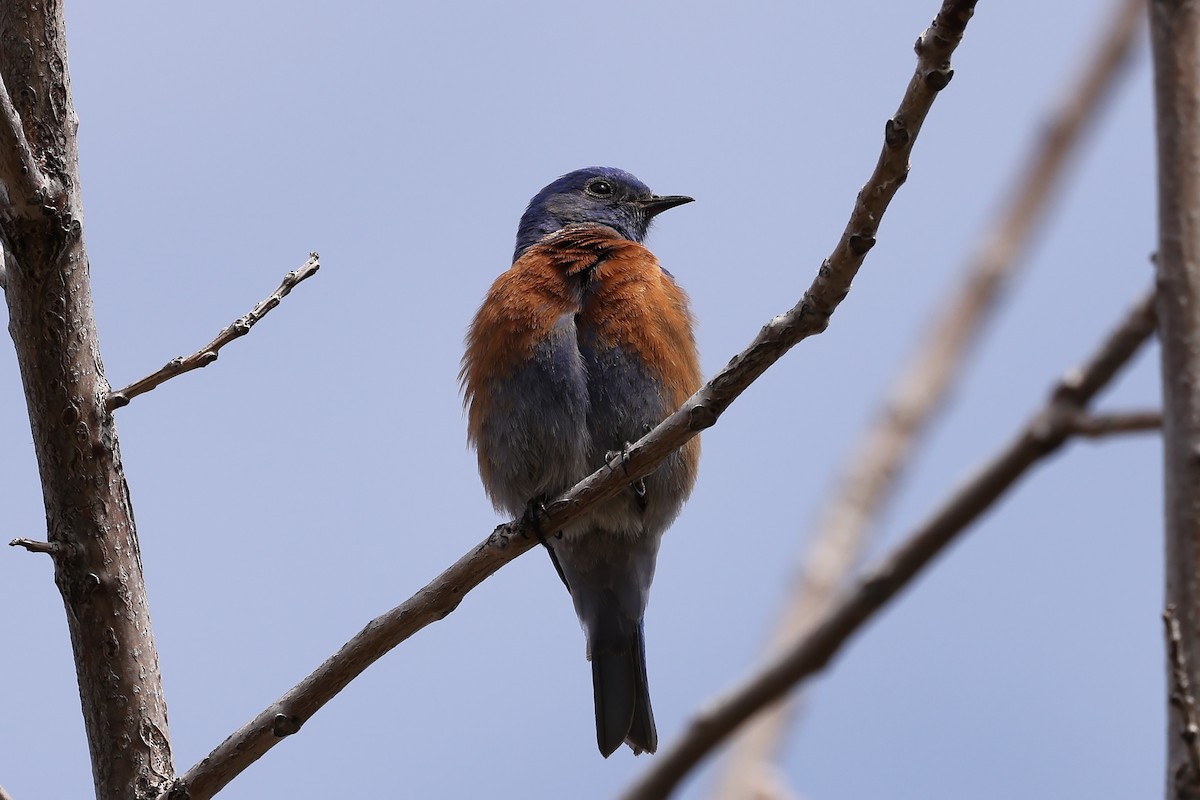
[460,167,701,757]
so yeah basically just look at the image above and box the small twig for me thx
[1067,409,1161,437]
[106,253,321,410]
[621,293,1157,800]
[0,75,53,218]
[8,538,63,556]
[1165,605,1200,784]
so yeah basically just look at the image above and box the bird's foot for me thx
[605,441,635,475]
[605,443,646,497]
[521,497,551,540]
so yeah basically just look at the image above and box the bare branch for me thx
[711,0,1146,792]
[622,293,1157,800]
[165,3,980,798]
[106,253,321,410]
[1067,409,1161,437]
[0,74,53,218]
[1166,605,1200,785]
[0,784,15,800]
[8,537,64,556]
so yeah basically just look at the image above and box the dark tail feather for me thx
[592,622,657,757]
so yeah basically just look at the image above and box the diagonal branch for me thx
[106,253,321,410]
[710,0,1147,793]
[622,292,1158,800]
[163,3,979,798]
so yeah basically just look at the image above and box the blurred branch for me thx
[106,253,321,410]
[1151,0,1200,795]
[623,293,1157,800]
[0,784,14,800]
[1165,605,1200,784]
[711,0,1146,794]
[165,3,980,798]
[1067,409,1160,437]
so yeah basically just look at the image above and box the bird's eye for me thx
[586,179,614,197]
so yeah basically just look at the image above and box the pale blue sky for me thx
[2,2,1161,798]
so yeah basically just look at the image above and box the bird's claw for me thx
[605,442,635,476]
[521,498,551,541]
[605,443,647,498]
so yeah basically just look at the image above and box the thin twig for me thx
[105,253,321,410]
[0,75,53,217]
[622,293,1157,800]
[164,4,979,798]
[1068,409,1161,437]
[1166,605,1200,785]
[8,538,63,556]
[710,1,1146,793]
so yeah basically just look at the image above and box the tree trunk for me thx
[0,4,173,798]
[1150,1,1200,797]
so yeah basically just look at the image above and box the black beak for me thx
[639,194,694,218]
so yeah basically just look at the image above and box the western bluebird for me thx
[460,167,701,757]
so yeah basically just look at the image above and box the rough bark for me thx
[0,4,173,799]
[1151,2,1200,798]
[1150,1,1200,797]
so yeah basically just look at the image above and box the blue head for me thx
[513,167,693,262]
